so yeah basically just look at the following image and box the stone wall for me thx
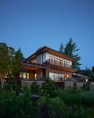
[90,82,94,91]
[21,79,86,89]
[64,81,85,89]
[21,80,45,88]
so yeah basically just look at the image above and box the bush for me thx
[38,96,64,118]
[48,97,64,118]
[55,89,81,105]
[4,78,20,92]
[0,87,38,118]
[41,78,56,98]
[31,82,40,94]
[82,82,90,90]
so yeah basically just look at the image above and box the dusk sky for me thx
[0,0,94,69]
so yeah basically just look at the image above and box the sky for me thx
[0,0,94,69]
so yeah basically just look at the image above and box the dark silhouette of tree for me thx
[0,43,24,87]
[59,43,64,53]
[92,66,94,73]
[0,43,10,87]
[80,66,94,79]
[64,38,81,69]
[12,48,24,76]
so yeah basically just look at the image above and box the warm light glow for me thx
[20,72,22,78]
[64,74,69,78]
[66,74,69,78]
[27,73,29,79]
[35,73,37,80]
[86,79,88,82]
[23,72,26,78]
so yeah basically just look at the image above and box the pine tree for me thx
[12,48,24,76]
[64,38,81,69]
[59,43,64,53]
[92,66,94,72]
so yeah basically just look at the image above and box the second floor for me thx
[25,46,74,68]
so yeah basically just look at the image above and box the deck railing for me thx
[43,59,71,68]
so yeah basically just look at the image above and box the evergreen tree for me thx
[64,38,81,69]
[59,43,64,53]
[12,48,24,76]
[0,43,10,87]
[0,43,24,87]
[92,66,94,72]
[80,67,94,78]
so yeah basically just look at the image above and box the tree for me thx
[41,78,56,98]
[0,43,24,87]
[80,66,94,79]
[59,43,64,53]
[92,66,94,73]
[0,43,10,87]
[7,47,15,77]
[12,48,24,76]
[64,38,81,69]
[31,82,40,94]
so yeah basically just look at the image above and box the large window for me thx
[49,55,72,68]
[27,73,29,79]
[20,72,29,79]
[49,72,64,81]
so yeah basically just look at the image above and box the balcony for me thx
[43,59,72,68]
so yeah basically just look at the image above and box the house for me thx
[20,46,75,85]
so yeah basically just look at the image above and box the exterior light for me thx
[86,79,88,82]
[67,75,69,78]
[35,74,37,80]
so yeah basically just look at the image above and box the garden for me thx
[0,79,94,118]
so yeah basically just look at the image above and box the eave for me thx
[26,46,75,62]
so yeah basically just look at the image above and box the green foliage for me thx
[0,43,10,87]
[76,106,88,118]
[4,78,20,92]
[73,82,77,90]
[12,48,24,75]
[0,79,94,118]
[59,43,64,53]
[55,89,71,104]
[0,43,24,87]
[81,91,94,105]
[47,97,64,118]
[92,66,94,72]
[38,96,46,106]
[59,38,81,69]
[64,38,81,69]
[81,82,90,90]
[55,89,81,105]
[41,78,56,97]
[31,82,40,94]
[80,67,94,78]
[38,96,64,118]
[0,86,38,118]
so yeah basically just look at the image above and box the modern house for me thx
[20,46,75,84]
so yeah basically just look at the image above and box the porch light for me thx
[64,74,69,78]
[66,75,69,78]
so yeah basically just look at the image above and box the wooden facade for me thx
[20,46,75,82]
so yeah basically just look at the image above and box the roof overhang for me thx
[21,62,48,71]
[26,46,75,62]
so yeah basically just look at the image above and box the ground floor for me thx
[20,68,72,82]
[19,62,74,87]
